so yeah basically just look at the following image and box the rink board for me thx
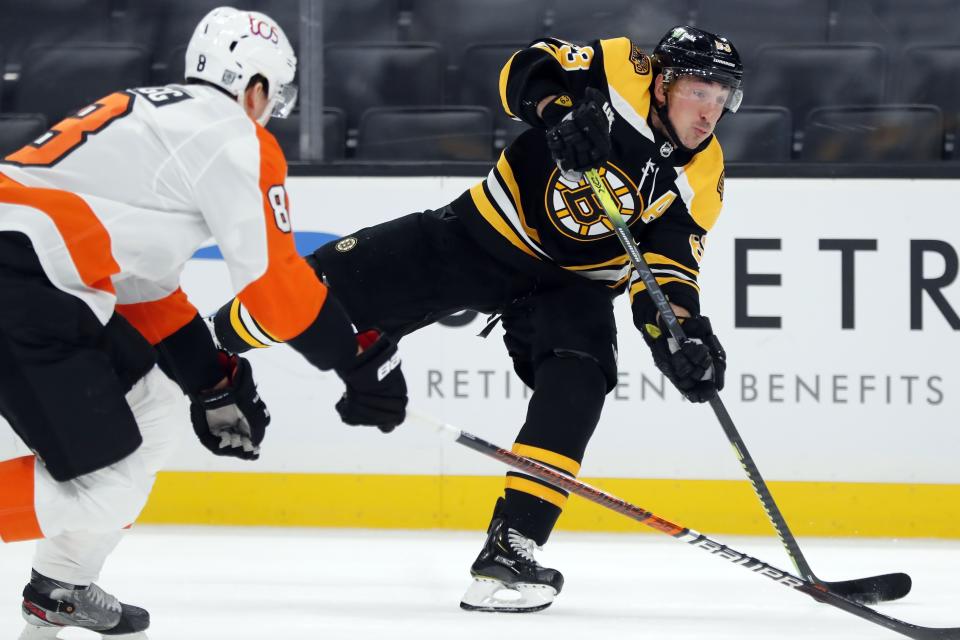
[1,176,957,536]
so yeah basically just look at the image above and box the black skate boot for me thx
[460,499,564,613]
[20,570,149,638]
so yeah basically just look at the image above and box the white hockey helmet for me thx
[185,6,298,125]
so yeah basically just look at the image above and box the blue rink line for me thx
[192,231,339,260]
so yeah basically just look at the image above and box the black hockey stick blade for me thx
[820,572,913,605]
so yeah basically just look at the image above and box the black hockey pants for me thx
[0,232,156,481]
[310,206,619,544]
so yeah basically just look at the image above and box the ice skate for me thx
[460,500,564,613]
[19,570,149,638]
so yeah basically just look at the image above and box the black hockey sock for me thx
[501,353,607,545]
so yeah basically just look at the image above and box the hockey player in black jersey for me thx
[211,25,743,612]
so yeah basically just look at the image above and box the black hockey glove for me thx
[642,316,726,403]
[544,87,614,181]
[190,352,270,460]
[335,331,407,433]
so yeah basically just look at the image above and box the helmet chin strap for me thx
[653,96,685,152]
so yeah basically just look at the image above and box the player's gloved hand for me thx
[190,352,270,460]
[335,330,407,433]
[642,315,726,403]
[544,87,615,181]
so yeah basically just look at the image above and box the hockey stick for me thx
[412,411,959,640]
[583,168,911,604]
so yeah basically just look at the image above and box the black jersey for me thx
[452,37,726,320]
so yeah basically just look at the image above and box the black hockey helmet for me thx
[651,25,744,113]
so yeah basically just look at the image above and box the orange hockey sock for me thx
[0,456,43,542]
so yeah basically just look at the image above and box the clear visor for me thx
[270,83,299,119]
[663,68,743,113]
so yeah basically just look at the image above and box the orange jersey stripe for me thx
[0,174,118,295]
[116,288,198,345]
[236,126,326,341]
[0,456,43,542]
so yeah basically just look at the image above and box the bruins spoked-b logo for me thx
[335,236,358,252]
[544,164,640,241]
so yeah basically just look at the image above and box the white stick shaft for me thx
[407,410,461,441]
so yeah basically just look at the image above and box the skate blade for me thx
[18,625,61,640]
[459,577,556,613]
[19,623,149,640]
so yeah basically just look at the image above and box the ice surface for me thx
[2,527,958,640]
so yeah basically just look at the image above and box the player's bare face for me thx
[664,76,730,149]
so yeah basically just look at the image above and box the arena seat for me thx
[267,109,348,161]
[549,0,690,46]
[407,0,546,66]
[0,114,48,158]
[0,0,112,72]
[314,0,402,44]
[692,0,830,68]
[832,0,960,53]
[356,106,493,161]
[801,105,943,162]
[895,45,960,144]
[714,106,793,162]
[323,43,444,130]
[14,44,150,126]
[748,44,886,132]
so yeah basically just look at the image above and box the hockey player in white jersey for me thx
[0,7,407,637]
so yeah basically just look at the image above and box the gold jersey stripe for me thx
[469,181,541,259]
[230,298,269,349]
[505,475,568,508]
[601,38,652,122]
[679,138,724,231]
[642,252,700,277]
[531,41,563,64]
[498,50,521,118]
[495,155,541,244]
[512,443,582,476]
[629,276,701,301]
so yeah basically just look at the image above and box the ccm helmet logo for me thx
[377,352,402,381]
[248,16,280,43]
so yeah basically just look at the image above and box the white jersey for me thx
[0,84,325,344]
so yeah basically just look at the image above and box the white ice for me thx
[1,527,958,640]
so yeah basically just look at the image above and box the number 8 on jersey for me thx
[267,185,290,233]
